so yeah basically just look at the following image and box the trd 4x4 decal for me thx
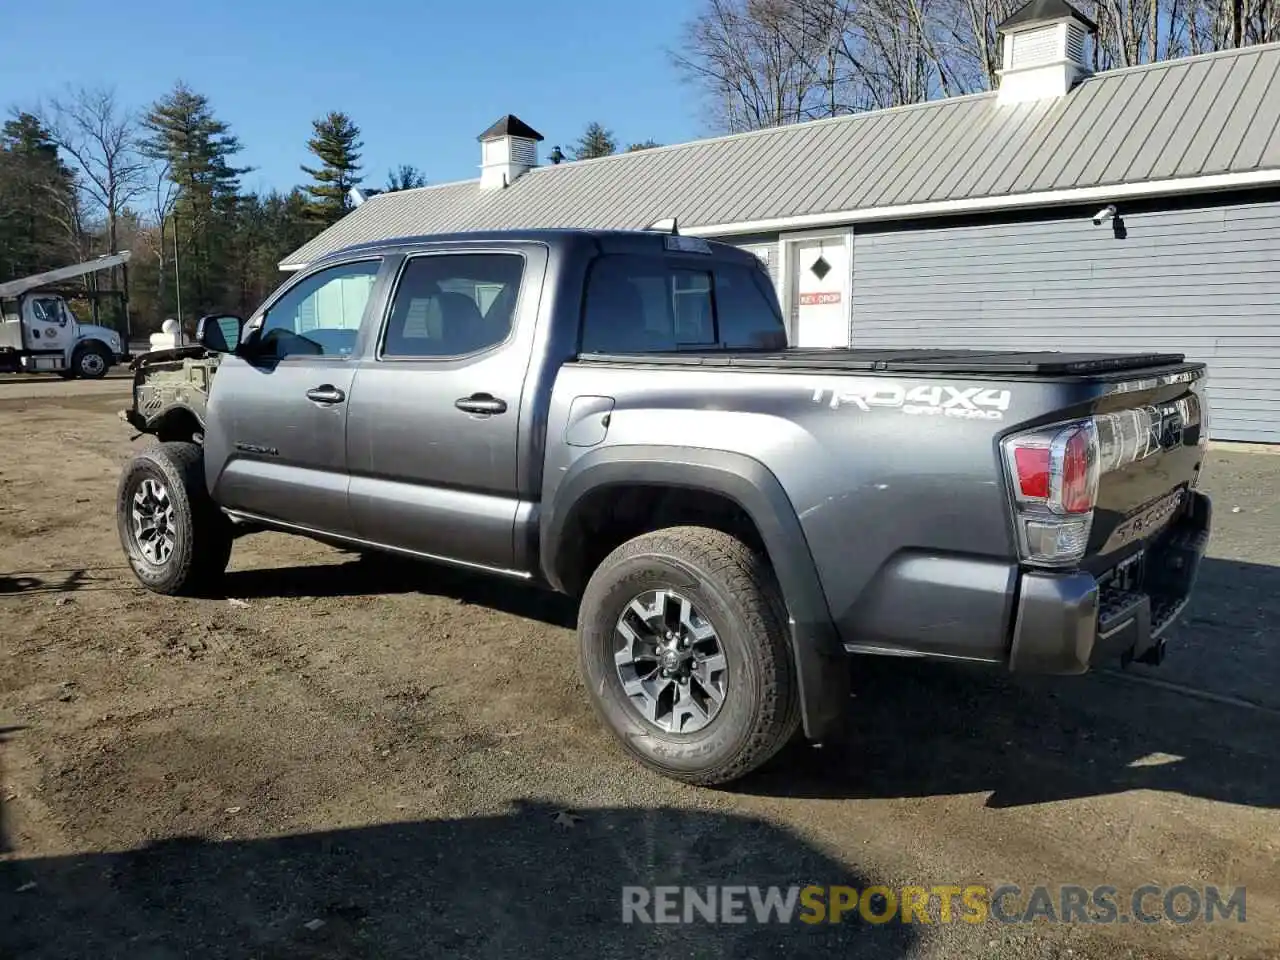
[811,382,1013,420]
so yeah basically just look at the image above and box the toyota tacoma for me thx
[116,228,1212,786]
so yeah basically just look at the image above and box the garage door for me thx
[850,197,1280,443]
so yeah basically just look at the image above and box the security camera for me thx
[1092,204,1117,225]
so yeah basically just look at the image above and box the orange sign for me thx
[799,291,841,306]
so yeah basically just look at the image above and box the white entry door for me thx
[788,236,850,347]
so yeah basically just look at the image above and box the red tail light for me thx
[1001,419,1099,566]
[1013,447,1050,499]
[1060,427,1095,514]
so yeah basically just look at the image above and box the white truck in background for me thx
[0,252,130,379]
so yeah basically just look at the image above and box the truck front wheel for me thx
[577,526,800,787]
[116,442,233,596]
[71,342,110,379]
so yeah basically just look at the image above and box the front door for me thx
[22,296,75,354]
[788,236,850,347]
[203,257,384,535]
[345,248,536,572]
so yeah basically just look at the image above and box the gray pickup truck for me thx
[117,227,1212,786]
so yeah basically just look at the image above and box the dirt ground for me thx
[1,376,1277,960]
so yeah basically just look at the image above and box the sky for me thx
[2,0,710,197]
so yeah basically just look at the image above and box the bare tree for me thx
[41,174,89,263]
[42,85,147,292]
[675,0,1276,133]
[672,0,837,132]
[149,160,178,320]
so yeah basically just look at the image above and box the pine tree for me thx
[301,112,363,225]
[385,164,427,191]
[141,82,250,317]
[572,122,616,160]
[627,140,663,152]
[225,188,316,316]
[0,113,80,276]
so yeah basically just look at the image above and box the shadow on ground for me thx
[222,554,578,629]
[0,726,24,856]
[0,569,128,597]
[0,798,916,960]
[218,552,1280,812]
[738,556,1280,810]
[735,657,1280,810]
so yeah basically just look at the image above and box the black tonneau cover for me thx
[576,348,1189,376]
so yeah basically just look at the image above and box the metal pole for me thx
[172,213,183,325]
[121,261,132,342]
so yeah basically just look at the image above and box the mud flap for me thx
[792,619,850,742]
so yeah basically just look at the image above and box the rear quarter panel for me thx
[544,364,1095,659]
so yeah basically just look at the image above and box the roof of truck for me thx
[314,227,760,265]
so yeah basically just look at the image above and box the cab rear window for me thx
[580,254,786,354]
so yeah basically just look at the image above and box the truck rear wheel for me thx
[577,526,800,787]
[116,442,232,596]
[72,342,110,379]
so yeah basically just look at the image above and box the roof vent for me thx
[996,0,1097,105]
[477,114,544,190]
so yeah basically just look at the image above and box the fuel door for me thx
[565,395,615,447]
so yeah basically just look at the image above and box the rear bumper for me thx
[1007,490,1212,674]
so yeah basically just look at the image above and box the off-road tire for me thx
[71,341,111,379]
[117,441,232,596]
[578,525,801,787]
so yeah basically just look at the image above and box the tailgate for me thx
[1083,372,1207,573]
[1001,364,1208,574]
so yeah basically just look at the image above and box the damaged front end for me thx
[120,345,223,442]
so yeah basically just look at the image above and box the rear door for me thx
[344,245,543,572]
[204,257,385,535]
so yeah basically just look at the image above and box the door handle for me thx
[306,385,346,404]
[455,393,507,415]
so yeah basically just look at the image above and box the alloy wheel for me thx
[613,588,729,734]
[131,477,176,565]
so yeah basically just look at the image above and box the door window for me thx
[31,298,67,325]
[381,253,525,358]
[257,260,380,359]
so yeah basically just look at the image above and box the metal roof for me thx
[477,114,544,142]
[282,42,1280,269]
[998,0,1097,33]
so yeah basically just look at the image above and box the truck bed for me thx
[575,347,1192,377]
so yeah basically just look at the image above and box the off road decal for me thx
[811,382,1012,421]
